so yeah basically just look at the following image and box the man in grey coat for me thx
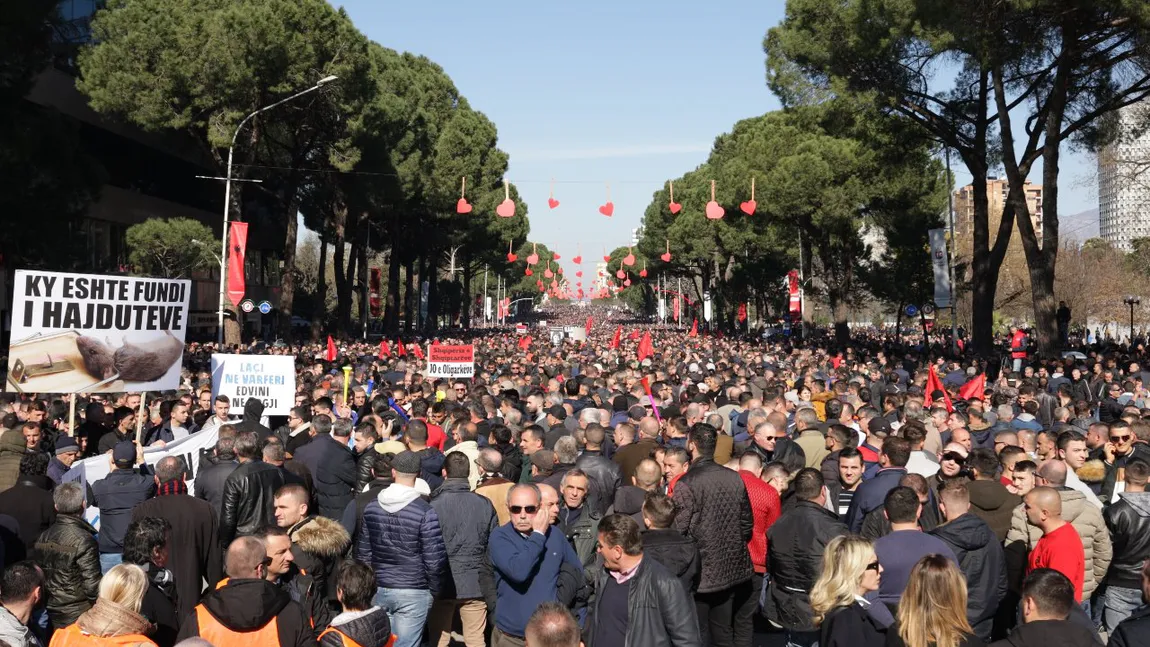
[428,452,498,647]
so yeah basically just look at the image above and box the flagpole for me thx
[483,264,488,328]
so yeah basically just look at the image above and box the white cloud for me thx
[511,143,712,162]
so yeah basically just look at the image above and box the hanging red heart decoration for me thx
[525,268,533,276]
[623,248,635,266]
[661,239,672,263]
[527,243,539,266]
[624,279,631,287]
[553,253,560,261]
[668,180,682,214]
[639,264,648,278]
[544,265,554,279]
[547,197,559,209]
[456,177,472,213]
[599,182,614,216]
[557,267,563,274]
[616,269,626,279]
[550,280,558,288]
[572,255,582,265]
[740,177,756,215]
[496,180,515,218]
[575,271,583,277]
[506,240,517,263]
[705,180,724,220]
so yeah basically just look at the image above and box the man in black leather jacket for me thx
[1102,458,1150,632]
[584,514,700,647]
[219,430,285,546]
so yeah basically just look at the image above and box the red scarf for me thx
[157,480,188,497]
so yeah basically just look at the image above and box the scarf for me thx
[157,480,188,497]
[77,599,152,638]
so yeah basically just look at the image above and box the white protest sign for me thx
[6,270,190,393]
[426,344,475,379]
[211,354,296,416]
[64,426,220,496]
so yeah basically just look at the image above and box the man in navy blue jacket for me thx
[489,483,582,646]
[355,450,446,647]
[845,437,910,533]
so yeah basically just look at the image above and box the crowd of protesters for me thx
[1,309,1150,647]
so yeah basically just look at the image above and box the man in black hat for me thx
[47,435,80,485]
[91,440,154,572]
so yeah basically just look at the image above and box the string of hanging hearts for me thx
[455,176,757,218]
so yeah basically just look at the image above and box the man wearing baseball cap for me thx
[355,450,446,647]
[91,440,154,572]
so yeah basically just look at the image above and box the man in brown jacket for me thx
[476,447,514,525]
[614,417,660,481]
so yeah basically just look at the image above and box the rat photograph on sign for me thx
[5,270,191,393]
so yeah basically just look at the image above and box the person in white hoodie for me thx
[0,561,44,647]
[353,451,447,647]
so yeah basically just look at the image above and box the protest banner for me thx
[426,344,475,379]
[64,426,219,497]
[211,354,296,416]
[6,270,191,393]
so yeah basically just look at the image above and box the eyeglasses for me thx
[865,561,880,572]
[509,505,539,514]
[1111,435,1131,442]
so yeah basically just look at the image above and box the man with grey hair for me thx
[544,436,581,495]
[558,468,600,566]
[524,602,581,647]
[476,447,515,526]
[793,408,828,469]
[132,455,221,619]
[32,482,100,628]
[294,413,357,520]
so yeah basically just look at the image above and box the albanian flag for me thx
[411,343,425,360]
[958,374,987,402]
[610,327,622,349]
[637,331,654,362]
[923,365,954,412]
[688,319,698,337]
[325,336,337,362]
[379,340,391,359]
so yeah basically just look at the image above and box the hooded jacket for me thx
[354,483,447,595]
[175,578,314,647]
[0,428,26,493]
[1103,490,1150,589]
[288,515,351,604]
[319,607,392,647]
[930,512,1007,638]
[0,605,37,647]
[611,485,648,526]
[1005,488,1112,598]
[967,479,1021,542]
[234,398,273,438]
[51,599,156,647]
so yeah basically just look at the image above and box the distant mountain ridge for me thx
[1061,208,1100,242]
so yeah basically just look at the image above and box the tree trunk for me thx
[461,254,473,330]
[357,224,369,339]
[312,228,329,341]
[403,256,415,335]
[276,192,302,343]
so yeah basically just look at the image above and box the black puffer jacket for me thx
[930,512,1007,639]
[764,500,849,632]
[642,528,701,595]
[220,459,286,545]
[234,397,273,438]
[430,479,498,600]
[32,514,101,627]
[584,557,701,647]
[671,458,754,594]
[320,607,392,647]
[1103,490,1150,589]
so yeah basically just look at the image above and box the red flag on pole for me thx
[637,331,654,362]
[688,319,698,337]
[379,340,391,359]
[411,343,425,360]
[923,365,954,412]
[610,327,622,349]
[227,222,248,306]
[397,340,406,357]
[958,374,987,402]
[585,316,594,336]
[737,303,747,322]
[518,335,532,350]
[325,336,336,362]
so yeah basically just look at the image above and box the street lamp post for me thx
[216,75,339,345]
[1125,296,1141,343]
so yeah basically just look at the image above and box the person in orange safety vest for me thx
[174,536,315,647]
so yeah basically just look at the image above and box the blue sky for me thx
[336,0,1100,273]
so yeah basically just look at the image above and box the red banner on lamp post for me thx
[227,222,248,307]
[369,267,382,318]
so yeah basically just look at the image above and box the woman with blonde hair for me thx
[810,534,885,647]
[887,555,983,647]
[50,564,157,647]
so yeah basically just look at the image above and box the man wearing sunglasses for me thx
[489,484,582,647]
[1101,420,1150,503]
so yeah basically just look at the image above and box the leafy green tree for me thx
[126,218,219,278]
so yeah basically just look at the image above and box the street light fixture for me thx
[215,75,340,345]
[1125,296,1141,343]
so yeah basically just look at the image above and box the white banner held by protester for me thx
[63,426,219,496]
[211,354,296,416]
[6,270,191,393]
[928,228,952,309]
[426,344,475,379]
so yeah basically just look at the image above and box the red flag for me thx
[379,340,391,359]
[411,343,425,360]
[369,267,382,317]
[432,339,441,346]
[787,269,801,315]
[585,316,594,336]
[227,222,249,306]
[737,303,747,322]
[397,340,406,357]
[923,365,954,412]
[637,331,654,362]
[688,319,698,337]
[518,335,532,350]
[610,327,622,349]
[958,374,987,402]
[630,329,640,341]
[325,335,336,362]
